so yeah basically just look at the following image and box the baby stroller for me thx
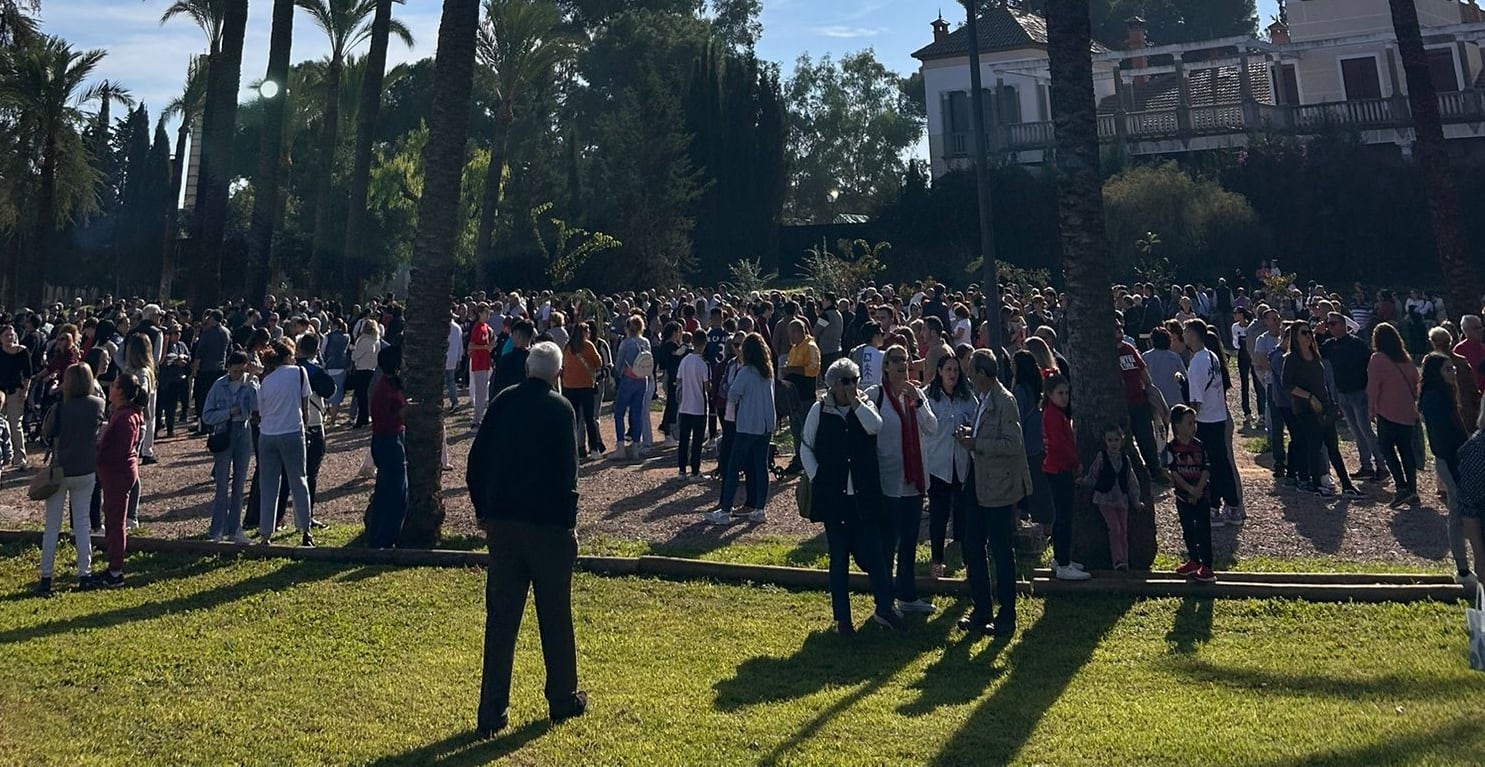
[23,376,59,449]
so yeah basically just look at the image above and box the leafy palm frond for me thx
[476,0,576,102]
[161,54,208,126]
[157,0,227,52]
[295,0,413,61]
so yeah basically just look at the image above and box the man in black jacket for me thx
[488,318,533,401]
[469,341,586,737]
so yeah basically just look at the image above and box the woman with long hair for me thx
[254,339,315,546]
[864,343,939,614]
[1283,320,1328,493]
[367,346,408,548]
[96,372,148,587]
[1368,322,1420,507]
[705,332,776,525]
[1419,353,1480,584]
[35,363,106,594]
[1012,350,1054,530]
[562,322,606,460]
[348,319,382,429]
[923,352,977,579]
[120,333,157,525]
[202,351,258,544]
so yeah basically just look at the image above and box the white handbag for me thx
[1468,584,1485,672]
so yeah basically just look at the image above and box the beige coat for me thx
[970,382,1032,508]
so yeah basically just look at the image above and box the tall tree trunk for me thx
[246,0,296,307]
[1047,0,1153,569]
[342,0,395,304]
[159,121,191,300]
[191,0,248,309]
[1389,0,1483,322]
[400,0,482,547]
[27,133,57,308]
[308,58,343,295]
[473,100,514,292]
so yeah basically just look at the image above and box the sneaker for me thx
[1388,490,1410,508]
[549,691,588,724]
[1314,485,1336,498]
[1210,511,1227,528]
[77,574,101,591]
[1069,561,1086,572]
[746,509,767,523]
[930,562,945,579]
[299,531,315,548]
[956,612,990,633]
[34,577,52,596]
[1401,489,1420,506]
[1192,565,1217,583]
[677,469,688,480]
[140,455,158,466]
[588,449,604,461]
[1455,571,1479,588]
[1373,471,1391,486]
[1295,481,1315,493]
[897,598,936,614]
[1113,562,1129,571]
[871,607,906,630]
[209,534,225,543]
[310,518,327,529]
[1271,466,1287,479]
[257,535,272,546]
[1055,564,1092,581]
[230,532,253,545]
[702,509,735,525]
[126,518,140,531]
[1341,487,1366,499]
[100,571,125,588]
[1175,559,1202,576]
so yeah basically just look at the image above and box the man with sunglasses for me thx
[1320,311,1384,480]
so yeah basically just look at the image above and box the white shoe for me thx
[1456,572,1479,588]
[230,532,253,545]
[747,508,767,523]
[126,518,140,531]
[209,534,224,543]
[896,598,936,614]
[702,509,734,525]
[1069,561,1086,572]
[588,449,603,461]
[1055,564,1092,581]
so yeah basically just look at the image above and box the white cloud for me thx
[819,26,884,39]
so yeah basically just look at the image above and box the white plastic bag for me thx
[1468,584,1485,672]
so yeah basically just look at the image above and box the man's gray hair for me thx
[823,357,860,387]
[526,341,563,381]
[1463,314,1483,330]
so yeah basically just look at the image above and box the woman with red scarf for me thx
[866,344,939,615]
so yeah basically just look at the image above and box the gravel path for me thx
[0,385,1456,569]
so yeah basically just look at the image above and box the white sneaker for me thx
[747,508,767,523]
[126,518,140,531]
[897,598,935,614]
[588,449,603,461]
[702,509,734,525]
[230,532,253,545]
[1069,561,1087,572]
[1055,564,1092,581]
[209,534,224,543]
[1455,571,1479,588]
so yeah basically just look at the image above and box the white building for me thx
[913,0,1485,177]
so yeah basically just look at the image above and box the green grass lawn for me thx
[0,544,1481,766]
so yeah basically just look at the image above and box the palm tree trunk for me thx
[1047,0,1153,569]
[246,0,296,306]
[308,59,344,295]
[28,133,57,308]
[191,0,249,309]
[341,0,395,303]
[159,121,190,300]
[400,0,483,547]
[1389,0,1482,323]
[473,101,514,291]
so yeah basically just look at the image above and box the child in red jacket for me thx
[1041,374,1088,581]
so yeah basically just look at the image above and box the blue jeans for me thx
[368,433,408,548]
[257,431,312,538]
[1336,390,1381,471]
[209,421,252,538]
[824,515,894,623]
[613,377,646,446]
[444,369,459,408]
[878,494,924,602]
[721,432,770,514]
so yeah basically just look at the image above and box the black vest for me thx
[809,403,881,523]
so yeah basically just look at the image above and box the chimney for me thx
[931,12,950,44]
[1126,16,1149,85]
[1267,19,1290,45]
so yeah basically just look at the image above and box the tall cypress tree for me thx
[144,121,175,288]
[116,104,153,290]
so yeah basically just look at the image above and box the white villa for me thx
[913,0,1485,177]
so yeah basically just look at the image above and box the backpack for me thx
[631,349,655,379]
[303,361,337,399]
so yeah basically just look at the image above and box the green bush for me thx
[1103,161,1270,281]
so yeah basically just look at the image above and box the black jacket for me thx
[467,378,579,529]
[490,347,530,398]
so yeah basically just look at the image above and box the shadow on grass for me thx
[1164,596,1213,655]
[1168,657,1480,699]
[930,595,1131,765]
[364,722,548,767]
[0,557,320,646]
[1251,718,1481,767]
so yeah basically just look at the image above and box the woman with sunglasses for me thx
[799,358,903,634]
[865,344,939,614]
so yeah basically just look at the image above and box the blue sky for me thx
[38,0,1279,139]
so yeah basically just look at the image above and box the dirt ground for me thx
[0,382,1458,569]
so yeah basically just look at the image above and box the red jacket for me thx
[97,405,142,479]
[1042,403,1078,474]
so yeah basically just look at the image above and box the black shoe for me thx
[100,571,125,588]
[549,691,588,724]
[871,607,905,631]
[140,456,158,466]
[836,620,856,636]
[1350,468,1373,480]
[310,518,328,530]
[34,577,52,596]
[299,531,315,548]
[989,619,1017,638]
[475,711,509,739]
[956,613,991,633]
[77,574,102,591]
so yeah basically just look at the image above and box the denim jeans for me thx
[1438,462,1470,573]
[445,368,459,409]
[878,494,924,602]
[41,473,95,578]
[1336,390,1381,471]
[824,515,894,624]
[613,376,646,446]
[257,430,312,538]
[721,432,770,513]
[368,433,407,548]
[209,422,252,538]
[1265,388,1290,473]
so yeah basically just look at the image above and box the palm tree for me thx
[0,0,39,46]
[158,54,207,299]
[340,0,395,300]
[1045,0,1149,567]
[1388,0,1482,322]
[472,0,575,289]
[244,0,296,308]
[400,0,482,547]
[295,0,413,293]
[0,35,122,307]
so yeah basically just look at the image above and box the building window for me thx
[1273,63,1300,105]
[1340,57,1382,101]
[947,90,971,133]
[1427,48,1460,93]
[999,85,1022,124]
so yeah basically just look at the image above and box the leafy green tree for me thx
[784,50,922,222]
[0,0,39,46]
[158,55,207,298]
[705,0,761,52]
[1103,162,1267,280]
[529,201,620,288]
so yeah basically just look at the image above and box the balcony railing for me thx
[943,91,1485,158]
